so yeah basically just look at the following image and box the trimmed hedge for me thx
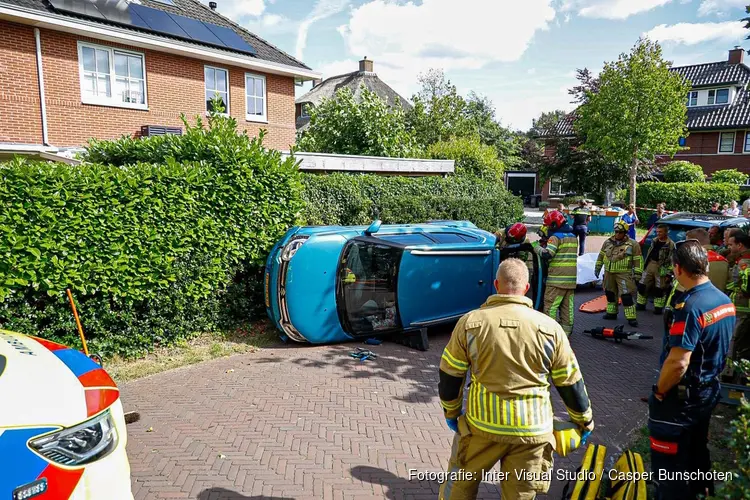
[427,136,504,180]
[661,160,705,183]
[712,169,748,185]
[301,173,524,230]
[0,114,303,357]
[634,181,740,214]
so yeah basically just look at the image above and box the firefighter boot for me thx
[622,293,638,327]
[603,290,618,320]
[636,283,647,311]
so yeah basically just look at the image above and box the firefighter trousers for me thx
[439,417,553,500]
[604,272,637,320]
[544,286,574,335]
[637,261,668,310]
[732,314,750,363]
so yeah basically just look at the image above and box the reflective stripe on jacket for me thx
[594,236,643,278]
[730,253,750,315]
[536,231,578,289]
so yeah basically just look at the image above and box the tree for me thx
[568,68,600,105]
[529,110,567,137]
[296,85,421,158]
[465,91,523,167]
[575,37,692,206]
[406,69,475,147]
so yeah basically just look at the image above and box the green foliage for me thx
[634,182,739,213]
[464,92,523,168]
[0,109,303,357]
[661,160,706,183]
[427,136,504,180]
[301,173,524,231]
[575,37,692,206]
[296,85,421,158]
[529,110,567,137]
[712,169,749,185]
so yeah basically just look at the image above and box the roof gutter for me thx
[0,4,322,80]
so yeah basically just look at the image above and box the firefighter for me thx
[595,220,644,327]
[727,228,750,372]
[686,228,729,293]
[636,224,676,315]
[531,210,578,336]
[438,258,594,500]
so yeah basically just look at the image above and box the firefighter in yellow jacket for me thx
[438,258,594,500]
[595,220,644,327]
[531,210,579,335]
[636,224,676,314]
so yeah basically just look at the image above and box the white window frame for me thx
[549,178,565,196]
[77,41,147,110]
[718,131,735,154]
[244,72,267,123]
[715,88,730,105]
[744,131,750,153]
[687,91,698,107]
[204,65,230,115]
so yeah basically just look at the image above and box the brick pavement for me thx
[123,236,667,499]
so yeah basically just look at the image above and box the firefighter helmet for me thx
[614,221,629,234]
[543,210,566,231]
[505,223,527,244]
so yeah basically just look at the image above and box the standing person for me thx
[646,204,666,230]
[637,224,675,314]
[571,199,591,256]
[742,196,750,217]
[595,220,644,327]
[727,228,750,369]
[532,210,579,336]
[621,205,639,240]
[726,200,740,217]
[649,241,735,499]
[708,202,722,215]
[686,228,729,293]
[438,258,594,500]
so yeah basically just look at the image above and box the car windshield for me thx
[336,239,402,336]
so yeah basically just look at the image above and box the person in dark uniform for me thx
[571,199,591,256]
[649,240,735,499]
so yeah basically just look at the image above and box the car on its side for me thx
[639,212,748,254]
[264,220,545,347]
[0,330,134,500]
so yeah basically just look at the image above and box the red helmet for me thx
[505,223,527,244]
[543,210,566,231]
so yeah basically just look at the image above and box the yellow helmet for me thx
[553,420,583,457]
[614,221,629,234]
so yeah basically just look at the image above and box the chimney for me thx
[209,1,217,10]
[359,56,374,73]
[729,45,745,65]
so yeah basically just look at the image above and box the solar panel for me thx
[47,0,107,20]
[167,12,224,46]
[129,4,189,38]
[203,23,256,55]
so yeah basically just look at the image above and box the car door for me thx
[392,231,495,329]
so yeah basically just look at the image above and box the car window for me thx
[338,240,402,335]
[376,233,433,245]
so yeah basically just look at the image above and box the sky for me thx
[202,0,750,132]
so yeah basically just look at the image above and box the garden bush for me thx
[661,160,706,183]
[0,111,303,358]
[301,173,524,230]
[633,181,740,213]
[427,136,504,180]
[712,169,748,185]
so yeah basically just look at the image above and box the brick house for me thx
[0,0,320,160]
[538,47,750,202]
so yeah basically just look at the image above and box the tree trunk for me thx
[629,156,638,207]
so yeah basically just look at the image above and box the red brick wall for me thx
[658,130,750,176]
[0,21,296,150]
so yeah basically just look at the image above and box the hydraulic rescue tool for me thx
[583,325,653,343]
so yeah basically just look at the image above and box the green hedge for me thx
[661,160,706,183]
[301,173,524,230]
[634,182,740,214]
[0,114,303,357]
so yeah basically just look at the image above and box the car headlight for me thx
[281,236,308,261]
[28,410,118,466]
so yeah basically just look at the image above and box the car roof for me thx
[658,212,748,228]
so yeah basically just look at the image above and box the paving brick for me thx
[123,240,663,499]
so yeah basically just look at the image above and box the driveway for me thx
[123,237,666,499]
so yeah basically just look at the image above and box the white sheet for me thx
[576,252,604,285]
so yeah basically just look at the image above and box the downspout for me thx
[34,27,49,146]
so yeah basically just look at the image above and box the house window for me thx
[708,88,730,105]
[687,91,698,107]
[549,178,565,196]
[719,132,735,153]
[245,73,266,122]
[744,131,750,153]
[205,66,229,113]
[78,42,146,108]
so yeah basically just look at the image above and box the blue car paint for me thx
[0,426,59,494]
[265,221,503,344]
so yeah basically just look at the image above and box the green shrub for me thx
[661,160,706,183]
[712,169,748,185]
[0,112,303,358]
[427,136,504,180]
[634,182,739,213]
[301,173,524,231]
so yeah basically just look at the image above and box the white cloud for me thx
[262,13,284,26]
[489,78,578,131]
[644,21,746,45]
[295,0,350,61]
[561,0,674,19]
[698,0,747,17]
[205,0,265,19]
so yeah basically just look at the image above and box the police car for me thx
[0,330,134,500]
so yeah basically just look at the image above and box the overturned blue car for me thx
[264,220,545,348]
